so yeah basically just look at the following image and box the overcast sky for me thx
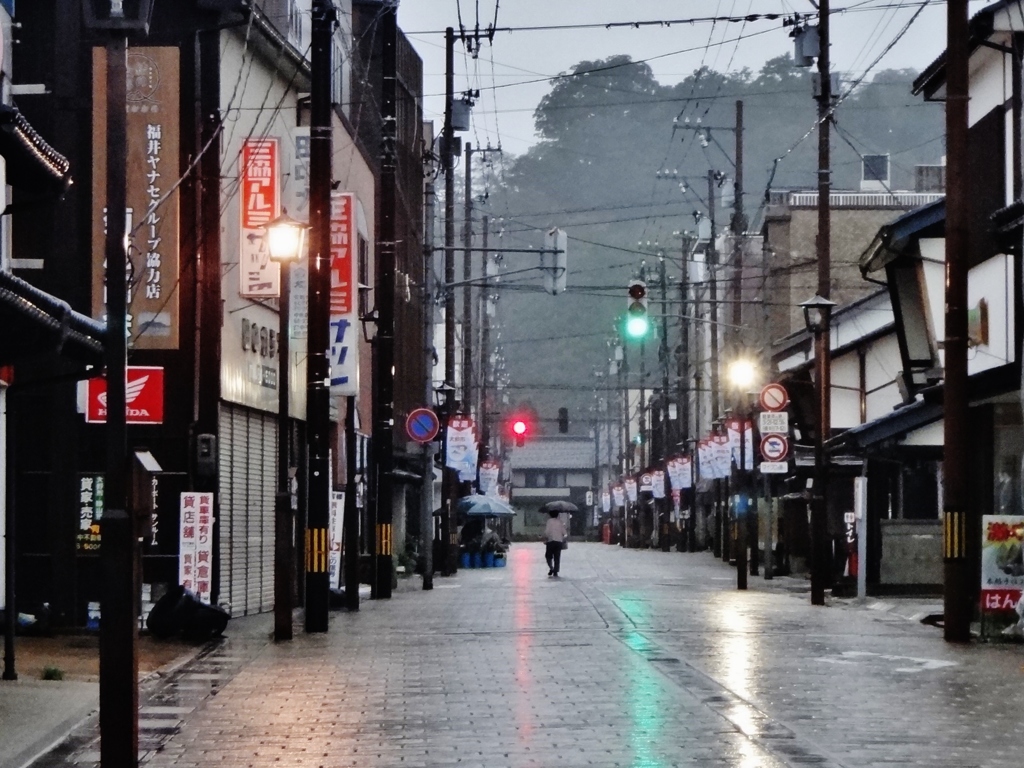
[397,0,989,157]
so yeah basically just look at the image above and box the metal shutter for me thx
[218,403,277,617]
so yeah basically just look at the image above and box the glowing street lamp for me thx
[265,212,308,642]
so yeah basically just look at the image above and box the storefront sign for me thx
[76,474,104,553]
[329,491,344,589]
[329,192,358,395]
[981,515,1024,611]
[85,366,165,424]
[179,492,214,602]
[239,137,281,297]
[92,47,180,349]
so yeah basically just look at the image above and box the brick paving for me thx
[28,543,1024,767]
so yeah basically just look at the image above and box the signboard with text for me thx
[179,492,214,603]
[239,137,281,297]
[85,366,165,424]
[329,192,358,395]
[981,515,1024,612]
[92,47,181,349]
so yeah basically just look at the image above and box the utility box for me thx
[452,99,472,132]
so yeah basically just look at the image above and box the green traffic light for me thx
[625,314,650,339]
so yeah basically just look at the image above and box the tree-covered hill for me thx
[476,54,942,438]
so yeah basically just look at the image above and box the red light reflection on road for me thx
[512,546,534,742]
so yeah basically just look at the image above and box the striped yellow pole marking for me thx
[376,524,393,556]
[305,527,329,573]
[944,511,965,559]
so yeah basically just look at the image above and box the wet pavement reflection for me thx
[27,543,1024,768]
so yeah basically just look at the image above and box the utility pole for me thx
[441,27,457,575]
[479,215,491,463]
[99,29,137,767]
[943,0,971,642]
[811,0,833,608]
[658,256,671,462]
[462,142,474,416]
[305,0,336,632]
[371,0,398,600]
[678,233,691,450]
[420,148,437,592]
[707,171,720,421]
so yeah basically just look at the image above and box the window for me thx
[358,236,370,317]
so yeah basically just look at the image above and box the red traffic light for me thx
[510,417,529,446]
[628,280,647,300]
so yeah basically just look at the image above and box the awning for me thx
[859,199,945,275]
[826,400,943,453]
[0,104,72,195]
[0,269,105,366]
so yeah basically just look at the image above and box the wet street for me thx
[32,542,1024,767]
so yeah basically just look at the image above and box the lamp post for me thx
[727,358,756,591]
[801,294,836,606]
[84,1,154,764]
[265,214,308,642]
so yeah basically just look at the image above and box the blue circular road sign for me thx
[406,408,440,443]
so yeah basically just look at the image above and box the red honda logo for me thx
[86,366,164,424]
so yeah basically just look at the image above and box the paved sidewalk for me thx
[25,544,1024,767]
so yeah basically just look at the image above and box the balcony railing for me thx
[768,190,945,209]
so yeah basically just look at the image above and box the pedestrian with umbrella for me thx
[539,500,577,577]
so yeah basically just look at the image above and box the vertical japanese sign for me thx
[77,474,105,553]
[329,491,344,589]
[288,127,311,340]
[239,137,281,297]
[91,47,180,349]
[445,417,478,480]
[179,492,215,603]
[329,192,358,394]
[980,515,1024,612]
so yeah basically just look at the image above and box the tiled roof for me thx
[510,437,596,470]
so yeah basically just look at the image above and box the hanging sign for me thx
[601,491,611,514]
[612,485,625,509]
[625,478,638,503]
[76,474,105,553]
[445,417,477,472]
[329,192,359,395]
[652,470,666,499]
[726,418,754,471]
[239,137,281,297]
[329,491,344,589]
[91,47,181,349]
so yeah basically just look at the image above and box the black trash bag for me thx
[146,585,200,639]
[147,586,228,641]
[181,601,229,641]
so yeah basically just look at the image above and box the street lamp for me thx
[801,294,836,606]
[265,213,308,642]
[727,357,757,590]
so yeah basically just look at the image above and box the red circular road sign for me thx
[405,408,440,443]
[760,433,789,462]
[759,382,789,412]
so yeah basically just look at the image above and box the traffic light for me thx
[558,407,569,434]
[625,279,649,339]
[512,418,528,447]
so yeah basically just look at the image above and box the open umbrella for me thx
[456,494,517,518]
[539,500,578,514]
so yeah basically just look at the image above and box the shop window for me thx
[993,403,1024,516]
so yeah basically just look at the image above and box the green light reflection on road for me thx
[616,593,666,768]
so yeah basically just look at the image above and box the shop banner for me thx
[981,515,1024,611]
[652,470,666,499]
[625,478,638,503]
[239,137,281,297]
[713,435,732,479]
[678,456,693,490]
[92,46,181,349]
[479,460,500,496]
[446,417,477,473]
[612,485,625,509]
[179,492,214,603]
[726,418,754,471]
[329,192,359,395]
[601,491,611,514]
[697,439,712,482]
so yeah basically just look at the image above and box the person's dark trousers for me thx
[545,541,562,575]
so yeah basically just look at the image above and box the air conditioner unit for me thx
[860,154,890,192]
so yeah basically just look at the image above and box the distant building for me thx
[510,437,596,538]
